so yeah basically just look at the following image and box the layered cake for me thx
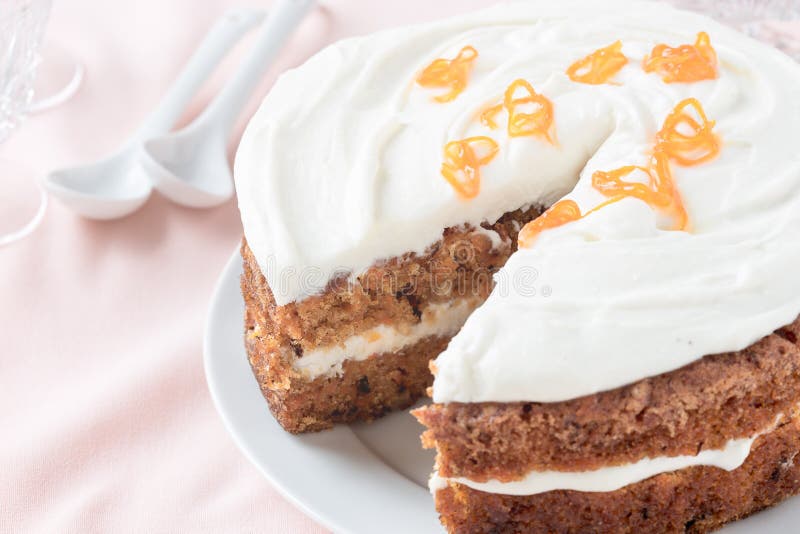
[234,0,800,530]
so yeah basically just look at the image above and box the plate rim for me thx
[203,250,331,528]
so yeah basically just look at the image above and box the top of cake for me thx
[235,0,800,403]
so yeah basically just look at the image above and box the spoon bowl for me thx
[44,150,151,219]
[143,0,316,209]
[142,129,233,208]
[43,8,265,219]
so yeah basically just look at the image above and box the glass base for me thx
[28,42,84,113]
[0,158,48,246]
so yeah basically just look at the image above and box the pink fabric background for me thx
[1,1,797,532]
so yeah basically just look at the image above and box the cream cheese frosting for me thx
[430,435,755,496]
[292,299,480,379]
[429,412,789,496]
[235,0,800,404]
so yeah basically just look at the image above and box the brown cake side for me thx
[415,318,800,479]
[241,205,544,433]
[433,413,800,534]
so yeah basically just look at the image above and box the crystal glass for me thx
[667,0,800,60]
[0,0,51,246]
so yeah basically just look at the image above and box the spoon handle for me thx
[134,8,267,140]
[197,0,317,132]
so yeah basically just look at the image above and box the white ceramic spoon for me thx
[142,0,317,208]
[44,8,265,220]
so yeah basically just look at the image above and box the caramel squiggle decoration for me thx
[480,102,503,129]
[417,45,479,102]
[567,41,628,85]
[441,136,499,199]
[655,97,720,166]
[518,200,582,248]
[480,79,555,143]
[592,152,688,231]
[643,32,717,83]
[505,79,555,141]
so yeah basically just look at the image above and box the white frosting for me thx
[429,435,754,496]
[292,299,480,379]
[235,0,800,404]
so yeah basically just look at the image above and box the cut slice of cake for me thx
[240,207,542,433]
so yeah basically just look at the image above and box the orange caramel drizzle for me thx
[505,79,555,141]
[480,79,555,142]
[566,41,629,85]
[655,97,720,166]
[417,45,479,102]
[518,98,719,246]
[643,32,717,83]
[517,200,582,248]
[480,102,503,129]
[440,136,499,199]
[591,151,689,231]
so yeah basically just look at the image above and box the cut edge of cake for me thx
[241,205,543,433]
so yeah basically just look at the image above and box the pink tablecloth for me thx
[0,0,497,532]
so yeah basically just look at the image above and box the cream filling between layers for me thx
[430,414,787,496]
[292,299,481,380]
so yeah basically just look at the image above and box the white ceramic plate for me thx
[205,248,799,533]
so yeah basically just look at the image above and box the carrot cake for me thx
[234,0,800,530]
